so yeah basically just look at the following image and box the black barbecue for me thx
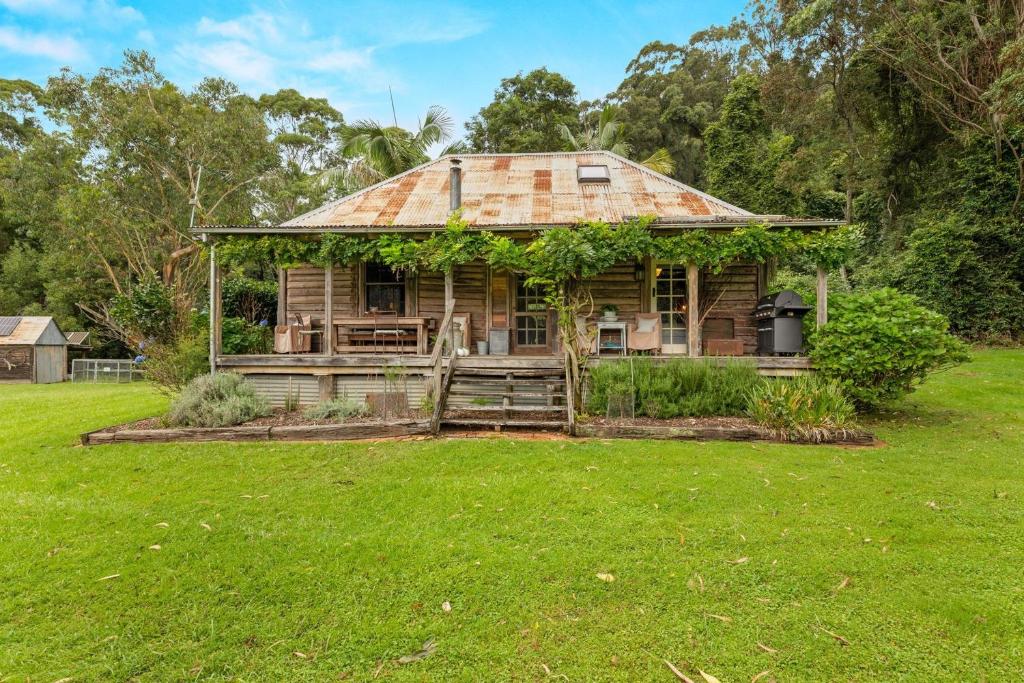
[755,290,812,355]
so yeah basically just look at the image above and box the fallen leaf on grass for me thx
[292,651,307,659]
[596,573,615,583]
[925,500,940,510]
[699,671,722,683]
[541,663,569,680]
[756,642,778,654]
[834,576,850,592]
[397,638,436,664]
[200,522,212,531]
[441,601,452,613]
[679,534,686,546]
[97,574,120,581]
[706,613,732,623]
[155,522,169,528]
[818,626,850,646]
[663,660,695,682]
[726,557,750,565]
[751,670,772,682]
[240,494,252,499]
[148,544,161,551]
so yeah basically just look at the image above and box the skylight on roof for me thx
[577,164,611,183]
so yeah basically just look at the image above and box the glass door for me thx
[513,275,550,352]
[652,262,688,354]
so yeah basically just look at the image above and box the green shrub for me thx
[811,288,970,410]
[166,372,270,427]
[303,398,369,421]
[222,316,272,354]
[222,275,278,323]
[586,358,760,418]
[142,332,209,391]
[110,276,176,343]
[746,375,857,441]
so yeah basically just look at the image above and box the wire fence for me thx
[71,359,143,383]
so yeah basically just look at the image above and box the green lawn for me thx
[1,351,1022,681]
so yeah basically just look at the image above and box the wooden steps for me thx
[437,357,570,432]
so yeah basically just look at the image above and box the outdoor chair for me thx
[273,314,314,354]
[628,312,662,354]
[372,310,406,353]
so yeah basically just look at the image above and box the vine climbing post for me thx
[687,262,700,358]
[816,265,828,328]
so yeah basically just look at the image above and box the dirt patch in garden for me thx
[97,408,428,433]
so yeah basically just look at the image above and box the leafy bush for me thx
[143,334,209,391]
[110,276,176,342]
[166,372,270,428]
[222,275,278,323]
[303,398,369,421]
[587,358,760,418]
[746,375,857,441]
[811,288,970,410]
[222,316,272,355]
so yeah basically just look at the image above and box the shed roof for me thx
[282,151,751,230]
[0,317,68,346]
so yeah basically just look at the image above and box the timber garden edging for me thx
[81,420,874,446]
[80,420,431,445]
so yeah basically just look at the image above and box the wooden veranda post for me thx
[687,262,700,358]
[816,266,828,328]
[208,240,221,374]
[444,269,455,351]
[276,268,287,325]
[324,261,334,355]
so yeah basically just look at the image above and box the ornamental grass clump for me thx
[302,398,369,422]
[746,375,857,442]
[166,372,270,428]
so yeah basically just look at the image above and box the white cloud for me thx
[0,0,81,15]
[92,0,143,24]
[135,28,153,44]
[196,11,282,43]
[0,25,86,61]
[307,47,373,73]
[180,39,277,89]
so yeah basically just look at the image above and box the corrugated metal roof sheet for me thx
[282,151,752,229]
[0,317,67,346]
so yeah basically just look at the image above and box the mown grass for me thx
[1,350,1022,681]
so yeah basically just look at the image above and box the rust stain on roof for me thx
[283,151,751,229]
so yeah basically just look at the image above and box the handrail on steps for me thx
[429,302,458,434]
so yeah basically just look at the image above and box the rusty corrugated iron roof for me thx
[282,151,752,229]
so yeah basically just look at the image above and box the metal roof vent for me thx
[577,164,611,183]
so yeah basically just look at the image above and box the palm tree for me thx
[560,104,676,176]
[325,105,459,193]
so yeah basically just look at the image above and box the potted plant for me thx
[600,304,619,321]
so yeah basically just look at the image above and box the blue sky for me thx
[0,0,745,135]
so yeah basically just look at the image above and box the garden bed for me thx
[577,416,875,445]
[81,409,430,445]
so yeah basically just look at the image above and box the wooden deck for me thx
[217,353,812,375]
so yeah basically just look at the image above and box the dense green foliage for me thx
[811,289,970,409]
[746,375,857,440]
[465,68,580,153]
[166,372,270,427]
[586,358,760,418]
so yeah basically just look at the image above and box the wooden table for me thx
[595,320,628,357]
[334,317,432,354]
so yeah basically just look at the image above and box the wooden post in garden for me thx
[687,262,700,358]
[324,261,334,356]
[208,240,221,374]
[816,265,828,328]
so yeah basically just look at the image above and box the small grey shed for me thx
[0,316,68,384]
